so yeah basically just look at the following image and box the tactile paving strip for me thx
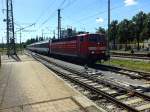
[0,98,84,112]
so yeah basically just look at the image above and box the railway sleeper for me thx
[123,98,143,105]
[106,90,117,95]
[135,103,150,111]
[93,84,104,88]
[116,95,129,100]
[88,82,98,86]
[89,94,101,100]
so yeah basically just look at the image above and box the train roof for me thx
[76,33,88,36]
[27,33,105,46]
[28,40,50,46]
[76,33,104,36]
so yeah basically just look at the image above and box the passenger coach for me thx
[27,40,50,54]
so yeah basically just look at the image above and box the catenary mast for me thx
[6,0,16,55]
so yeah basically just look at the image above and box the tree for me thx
[96,27,106,35]
[39,37,44,41]
[141,13,150,40]
[95,11,150,51]
[117,19,130,50]
[109,20,118,49]
[128,20,136,42]
[132,11,147,50]
[35,36,39,42]
[26,38,36,45]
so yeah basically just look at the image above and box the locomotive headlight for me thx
[91,51,95,54]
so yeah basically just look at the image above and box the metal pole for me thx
[108,0,110,56]
[53,30,55,39]
[58,9,61,39]
[2,36,4,55]
[11,0,16,55]
[6,0,16,55]
[42,29,44,40]
[20,27,22,53]
[6,0,9,56]
[0,54,1,67]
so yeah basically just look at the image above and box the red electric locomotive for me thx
[51,33,109,62]
[27,33,109,63]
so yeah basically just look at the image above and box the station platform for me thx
[0,55,104,112]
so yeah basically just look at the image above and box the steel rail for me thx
[93,64,150,80]
[111,55,150,60]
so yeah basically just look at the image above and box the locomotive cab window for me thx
[89,36,97,42]
[80,37,84,42]
[89,34,105,42]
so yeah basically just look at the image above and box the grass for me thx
[101,59,150,72]
[0,48,25,55]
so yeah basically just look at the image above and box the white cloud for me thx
[96,17,104,24]
[124,0,138,6]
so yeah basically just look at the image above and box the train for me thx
[27,33,109,63]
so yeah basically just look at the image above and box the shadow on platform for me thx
[10,55,21,62]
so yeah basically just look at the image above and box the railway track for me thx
[28,51,150,90]
[111,55,150,61]
[111,52,149,57]
[27,51,150,93]
[93,64,150,81]
[92,64,150,94]
[29,51,150,95]
[30,52,150,112]
[112,55,150,61]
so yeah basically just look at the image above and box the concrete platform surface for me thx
[0,55,104,112]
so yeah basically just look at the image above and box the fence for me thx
[109,43,150,51]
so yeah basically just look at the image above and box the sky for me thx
[0,0,150,43]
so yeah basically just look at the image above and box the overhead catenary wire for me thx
[35,0,68,34]
[76,5,124,23]
[58,0,66,9]
[39,0,67,26]
[38,0,67,26]
[27,0,59,35]
[61,0,77,10]
[34,0,57,24]
[32,0,150,37]
[64,2,150,28]
[33,0,100,35]
[35,1,123,34]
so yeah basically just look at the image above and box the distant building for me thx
[143,39,150,50]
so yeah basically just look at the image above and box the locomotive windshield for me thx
[89,34,105,42]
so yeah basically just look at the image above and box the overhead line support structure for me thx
[6,0,16,55]
[107,0,110,58]
[58,9,61,39]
